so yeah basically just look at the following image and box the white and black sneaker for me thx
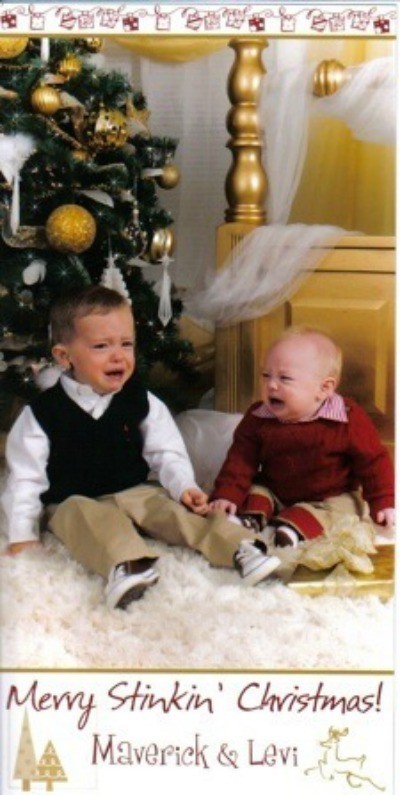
[234,539,281,585]
[274,525,302,548]
[106,562,159,609]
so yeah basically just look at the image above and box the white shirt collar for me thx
[60,373,114,419]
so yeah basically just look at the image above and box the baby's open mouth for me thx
[269,397,284,407]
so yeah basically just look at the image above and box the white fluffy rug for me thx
[0,406,394,671]
[0,529,393,670]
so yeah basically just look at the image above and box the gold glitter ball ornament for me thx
[31,84,61,116]
[86,105,128,150]
[58,53,82,79]
[149,227,175,263]
[0,37,29,60]
[155,163,180,190]
[46,205,96,254]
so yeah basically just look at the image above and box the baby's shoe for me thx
[274,525,302,548]
[233,539,280,585]
[106,561,159,609]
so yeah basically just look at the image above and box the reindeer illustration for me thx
[305,727,385,790]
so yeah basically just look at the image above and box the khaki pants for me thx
[46,484,264,578]
[244,484,372,540]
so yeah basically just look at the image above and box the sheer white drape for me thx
[260,63,315,225]
[139,49,232,291]
[103,41,395,325]
[185,50,395,326]
[313,56,396,146]
[184,223,346,325]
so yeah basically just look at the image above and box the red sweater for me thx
[211,398,394,523]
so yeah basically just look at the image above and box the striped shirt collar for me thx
[252,393,348,423]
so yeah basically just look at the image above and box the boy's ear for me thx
[52,343,70,370]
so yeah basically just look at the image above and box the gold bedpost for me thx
[215,37,268,412]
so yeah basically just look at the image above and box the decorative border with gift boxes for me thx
[0,4,396,36]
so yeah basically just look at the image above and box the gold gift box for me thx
[288,544,394,600]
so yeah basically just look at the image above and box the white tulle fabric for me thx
[260,62,316,225]
[184,223,346,326]
[184,53,395,326]
[313,56,396,146]
[139,49,231,292]
[104,42,395,326]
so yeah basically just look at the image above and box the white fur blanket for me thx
[0,410,394,670]
[0,529,393,670]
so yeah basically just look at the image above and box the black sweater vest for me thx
[31,377,150,504]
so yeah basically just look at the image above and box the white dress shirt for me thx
[1,374,198,544]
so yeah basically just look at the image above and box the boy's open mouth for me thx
[105,369,125,380]
[269,397,284,407]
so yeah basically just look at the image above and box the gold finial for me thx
[313,59,346,98]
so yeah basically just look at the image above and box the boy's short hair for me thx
[275,325,343,383]
[50,285,132,345]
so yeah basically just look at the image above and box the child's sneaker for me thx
[237,512,268,533]
[106,562,159,609]
[233,539,280,585]
[274,525,302,548]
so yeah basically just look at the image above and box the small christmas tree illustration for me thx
[34,740,67,791]
[13,710,37,792]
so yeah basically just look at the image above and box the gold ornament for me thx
[0,86,18,100]
[125,96,151,136]
[31,84,61,116]
[46,204,96,254]
[58,53,82,80]
[84,38,103,53]
[71,148,91,162]
[155,162,180,190]
[122,201,148,255]
[86,105,128,150]
[0,37,29,60]
[149,227,175,263]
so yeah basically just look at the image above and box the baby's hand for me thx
[181,488,210,515]
[208,499,237,515]
[5,540,41,556]
[376,508,395,531]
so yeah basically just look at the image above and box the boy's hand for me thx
[181,488,210,515]
[208,499,237,515]
[6,540,41,556]
[376,508,395,531]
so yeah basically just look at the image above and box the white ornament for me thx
[158,254,173,327]
[100,247,131,303]
[23,259,46,285]
[34,364,63,391]
[79,189,114,207]
[0,134,36,234]
[40,38,50,63]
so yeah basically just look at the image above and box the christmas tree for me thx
[34,740,67,791]
[13,710,37,792]
[0,36,194,428]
